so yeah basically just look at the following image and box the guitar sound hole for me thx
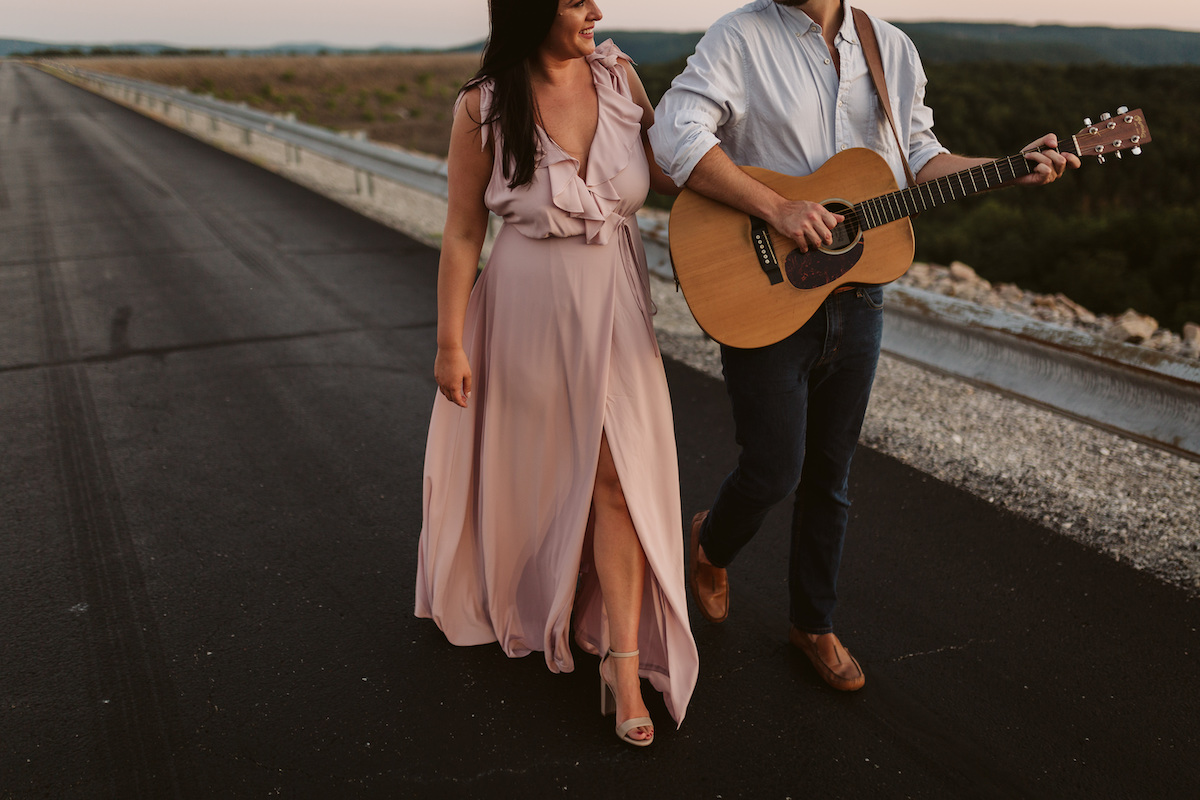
[822,200,860,254]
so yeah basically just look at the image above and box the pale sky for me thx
[5,0,1198,50]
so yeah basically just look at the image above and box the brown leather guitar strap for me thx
[852,6,917,188]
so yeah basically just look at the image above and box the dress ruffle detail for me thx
[544,40,644,245]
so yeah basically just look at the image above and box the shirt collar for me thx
[776,1,859,46]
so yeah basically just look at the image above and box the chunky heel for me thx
[600,673,616,716]
[598,649,654,747]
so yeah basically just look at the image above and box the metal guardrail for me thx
[42,62,1200,460]
[882,289,1200,460]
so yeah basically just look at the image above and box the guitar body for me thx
[668,148,915,348]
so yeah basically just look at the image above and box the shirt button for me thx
[825,58,831,65]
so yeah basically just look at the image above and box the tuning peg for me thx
[1084,117,1093,126]
[1116,151,1123,159]
[1132,146,1142,156]
[1117,105,1129,114]
[1100,112,1112,121]
[1097,155,1106,165]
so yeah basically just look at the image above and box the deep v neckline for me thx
[536,65,601,181]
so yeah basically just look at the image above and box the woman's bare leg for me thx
[591,432,653,741]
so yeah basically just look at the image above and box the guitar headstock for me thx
[1071,107,1151,163]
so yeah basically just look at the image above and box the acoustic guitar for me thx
[667,107,1152,348]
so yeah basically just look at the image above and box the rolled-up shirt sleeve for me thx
[904,51,949,175]
[649,29,748,187]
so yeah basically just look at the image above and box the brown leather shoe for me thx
[788,627,866,691]
[689,511,728,623]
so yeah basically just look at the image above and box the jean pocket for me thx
[858,286,885,310]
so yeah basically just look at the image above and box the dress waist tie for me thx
[618,217,660,358]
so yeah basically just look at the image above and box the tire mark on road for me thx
[0,160,10,211]
[27,157,191,800]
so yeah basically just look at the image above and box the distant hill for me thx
[5,22,1200,65]
[0,38,445,58]
[607,23,1200,67]
[896,23,1200,65]
[1,38,163,56]
[439,23,1200,67]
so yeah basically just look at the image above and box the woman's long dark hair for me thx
[463,0,560,188]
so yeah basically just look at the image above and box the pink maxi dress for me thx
[414,42,697,725]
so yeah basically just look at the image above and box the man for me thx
[649,0,1077,691]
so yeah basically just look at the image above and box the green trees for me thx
[917,63,1197,329]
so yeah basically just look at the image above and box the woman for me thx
[413,0,697,746]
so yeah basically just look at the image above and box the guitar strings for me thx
[843,151,1042,231]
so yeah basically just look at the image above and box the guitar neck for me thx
[853,139,1078,230]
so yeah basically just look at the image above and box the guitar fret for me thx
[1020,152,1035,177]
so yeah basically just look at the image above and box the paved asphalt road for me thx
[2,61,1197,799]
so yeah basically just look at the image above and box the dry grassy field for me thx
[75,54,480,157]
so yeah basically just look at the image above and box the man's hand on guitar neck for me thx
[1015,133,1082,187]
[916,134,1081,190]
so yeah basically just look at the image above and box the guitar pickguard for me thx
[783,240,864,289]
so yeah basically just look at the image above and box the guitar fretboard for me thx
[851,141,1079,231]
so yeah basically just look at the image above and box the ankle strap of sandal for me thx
[608,649,639,658]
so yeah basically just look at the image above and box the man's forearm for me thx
[685,145,785,220]
[914,152,993,185]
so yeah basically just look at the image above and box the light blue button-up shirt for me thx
[649,0,948,189]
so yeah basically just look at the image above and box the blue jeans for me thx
[699,286,884,634]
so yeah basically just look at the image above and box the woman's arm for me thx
[620,60,681,197]
[435,88,493,409]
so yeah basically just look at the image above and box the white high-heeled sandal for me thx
[599,649,654,747]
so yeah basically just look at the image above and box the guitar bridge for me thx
[749,215,784,285]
